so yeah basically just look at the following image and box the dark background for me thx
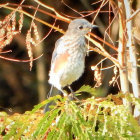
[0,0,139,114]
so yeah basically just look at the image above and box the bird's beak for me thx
[86,24,98,32]
[91,24,98,29]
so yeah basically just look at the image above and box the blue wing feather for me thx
[51,38,62,65]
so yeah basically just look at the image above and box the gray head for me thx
[66,18,96,36]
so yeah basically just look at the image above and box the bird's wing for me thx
[50,37,70,74]
[51,37,63,65]
[53,50,69,73]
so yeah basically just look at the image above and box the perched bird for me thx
[44,18,96,112]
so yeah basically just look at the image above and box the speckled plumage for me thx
[49,18,95,93]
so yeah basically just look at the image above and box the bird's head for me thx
[66,18,97,36]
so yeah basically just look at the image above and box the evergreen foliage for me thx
[0,86,140,139]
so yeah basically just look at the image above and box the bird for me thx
[44,18,97,112]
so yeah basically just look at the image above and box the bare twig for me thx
[89,32,118,52]
[0,54,43,62]
[127,8,140,22]
[1,5,65,34]
[124,0,140,122]
[118,0,131,111]
[34,0,70,22]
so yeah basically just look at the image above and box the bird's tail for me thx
[43,85,54,113]
[47,85,54,98]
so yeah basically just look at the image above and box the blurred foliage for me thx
[0,1,140,139]
[0,86,140,139]
[0,0,122,113]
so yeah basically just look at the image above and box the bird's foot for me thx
[68,86,79,101]
[68,92,79,101]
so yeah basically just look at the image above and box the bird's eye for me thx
[78,26,83,30]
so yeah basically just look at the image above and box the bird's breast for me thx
[59,43,86,87]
